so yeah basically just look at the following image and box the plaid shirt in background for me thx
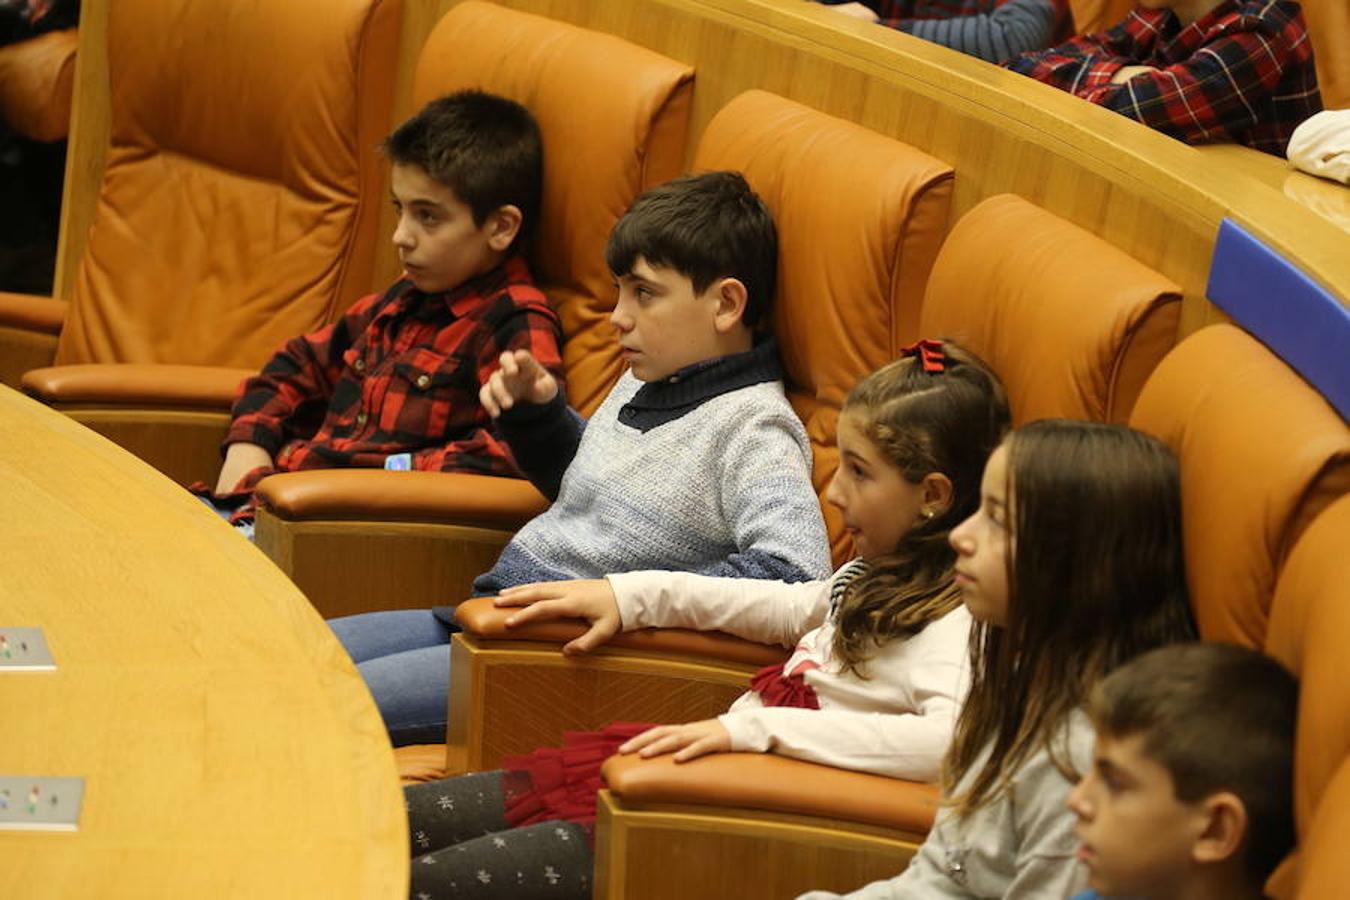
[1003,0,1321,155]
[202,255,564,522]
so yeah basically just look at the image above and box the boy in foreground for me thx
[1069,642,1298,899]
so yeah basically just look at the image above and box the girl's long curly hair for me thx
[831,341,1010,676]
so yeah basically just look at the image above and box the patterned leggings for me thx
[405,771,593,899]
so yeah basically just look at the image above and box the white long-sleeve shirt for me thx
[607,562,971,782]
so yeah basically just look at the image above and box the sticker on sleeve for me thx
[384,453,413,472]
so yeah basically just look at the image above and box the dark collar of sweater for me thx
[618,336,785,433]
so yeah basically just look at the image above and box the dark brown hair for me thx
[831,341,1011,675]
[1090,642,1298,885]
[604,171,777,330]
[945,420,1196,817]
[384,90,543,245]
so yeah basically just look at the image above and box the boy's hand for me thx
[480,349,559,418]
[493,579,620,655]
[618,720,733,763]
[823,2,880,22]
[215,442,273,495]
[1110,65,1160,84]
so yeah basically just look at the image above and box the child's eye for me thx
[417,210,439,226]
[635,286,653,301]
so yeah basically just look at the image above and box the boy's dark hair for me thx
[1090,642,1299,885]
[604,171,777,329]
[384,90,543,245]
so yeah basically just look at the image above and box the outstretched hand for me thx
[480,349,559,417]
[493,578,621,655]
[618,720,733,763]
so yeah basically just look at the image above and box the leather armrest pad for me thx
[601,753,941,834]
[21,364,252,407]
[455,596,791,669]
[0,292,67,334]
[255,470,549,529]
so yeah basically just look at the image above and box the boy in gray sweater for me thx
[330,171,831,745]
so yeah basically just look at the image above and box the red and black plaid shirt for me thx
[1003,0,1321,155]
[209,255,563,517]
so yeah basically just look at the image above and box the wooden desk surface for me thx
[0,387,407,896]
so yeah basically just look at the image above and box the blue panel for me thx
[1206,219,1350,421]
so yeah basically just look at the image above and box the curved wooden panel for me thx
[0,385,406,896]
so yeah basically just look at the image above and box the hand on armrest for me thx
[494,579,621,655]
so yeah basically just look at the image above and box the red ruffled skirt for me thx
[501,722,655,834]
[499,664,818,837]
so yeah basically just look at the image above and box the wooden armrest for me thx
[455,596,792,669]
[21,364,251,407]
[255,470,549,529]
[0,292,67,335]
[602,752,940,834]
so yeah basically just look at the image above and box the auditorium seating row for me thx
[0,1,1344,898]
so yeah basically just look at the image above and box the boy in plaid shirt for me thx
[1003,0,1321,155]
[196,90,563,527]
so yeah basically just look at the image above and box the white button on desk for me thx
[0,386,407,896]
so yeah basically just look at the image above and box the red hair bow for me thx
[901,339,946,373]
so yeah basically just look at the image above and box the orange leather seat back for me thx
[1130,325,1350,647]
[0,28,76,142]
[919,193,1181,425]
[1264,496,1350,897]
[1301,0,1349,110]
[694,90,954,564]
[413,1,693,416]
[54,0,402,369]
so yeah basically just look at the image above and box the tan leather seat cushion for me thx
[0,28,76,142]
[56,0,401,368]
[602,752,940,835]
[413,1,693,416]
[257,470,548,529]
[454,596,791,669]
[395,744,451,785]
[920,193,1181,425]
[1131,324,1350,646]
[21,363,251,407]
[695,89,954,563]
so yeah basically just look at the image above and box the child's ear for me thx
[712,277,749,334]
[1191,792,1248,866]
[485,204,523,252]
[920,472,955,519]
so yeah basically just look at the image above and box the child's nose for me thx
[1066,778,1092,819]
[392,218,414,249]
[824,470,846,509]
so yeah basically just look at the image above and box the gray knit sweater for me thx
[473,348,832,594]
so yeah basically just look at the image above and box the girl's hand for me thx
[493,579,621,655]
[618,720,733,763]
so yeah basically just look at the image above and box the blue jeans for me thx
[328,609,456,746]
